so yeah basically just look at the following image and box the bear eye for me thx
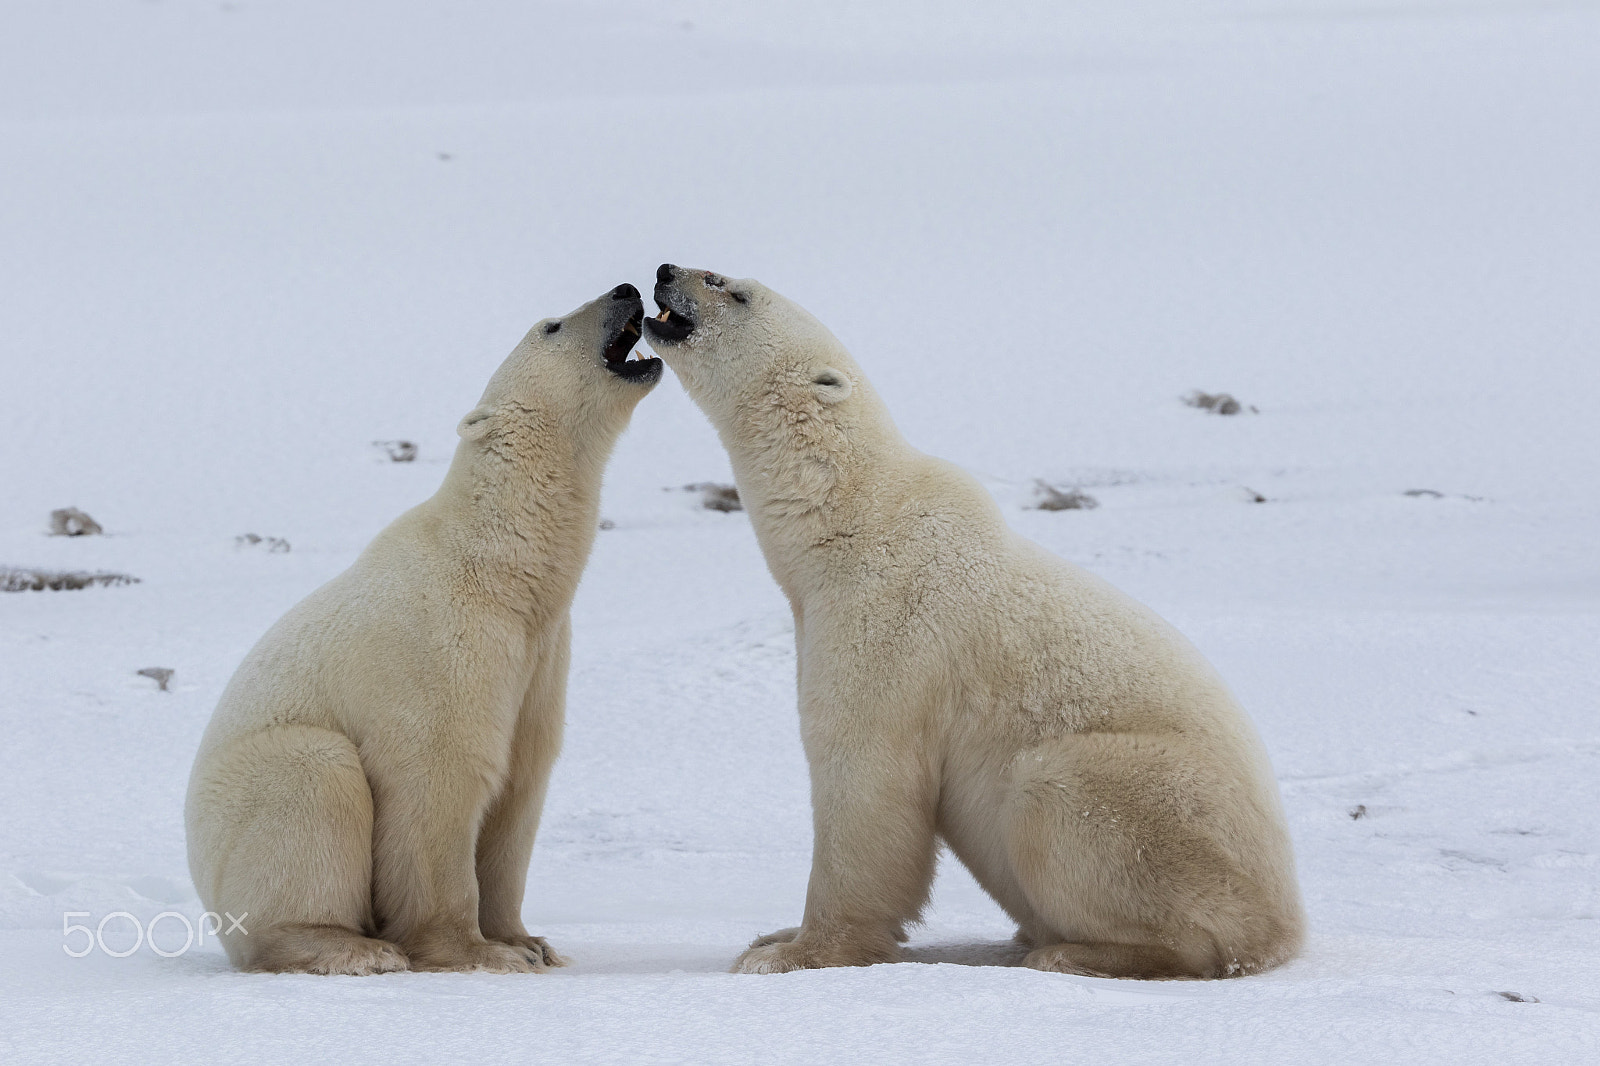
[729,290,748,304]
[543,321,561,334]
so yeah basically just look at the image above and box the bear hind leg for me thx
[1004,732,1301,980]
[188,725,407,975]
[1022,940,1204,980]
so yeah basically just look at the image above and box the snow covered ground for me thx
[2,1,1597,1062]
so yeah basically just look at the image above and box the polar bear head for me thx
[456,282,660,467]
[643,264,908,521]
[643,264,896,456]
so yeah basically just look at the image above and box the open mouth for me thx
[644,304,696,343]
[602,308,662,383]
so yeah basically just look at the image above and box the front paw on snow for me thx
[499,934,567,968]
[731,942,811,974]
[412,940,547,974]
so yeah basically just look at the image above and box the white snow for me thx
[2,2,1597,1062]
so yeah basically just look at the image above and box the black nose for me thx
[656,263,676,285]
[611,283,639,300]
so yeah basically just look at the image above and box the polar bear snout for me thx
[645,263,699,344]
[599,290,661,385]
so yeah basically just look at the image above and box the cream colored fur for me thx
[646,266,1305,979]
[186,286,656,974]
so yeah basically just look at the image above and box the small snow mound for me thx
[373,439,418,462]
[1032,480,1099,511]
[1182,390,1256,415]
[235,533,290,553]
[680,482,743,513]
[1,567,140,592]
[48,507,102,536]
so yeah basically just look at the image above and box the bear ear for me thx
[812,368,853,405]
[457,405,495,440]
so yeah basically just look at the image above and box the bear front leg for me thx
[368,744,542,974]
[733,716,938,974]
[475,621,569,969]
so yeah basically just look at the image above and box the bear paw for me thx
[491,933,567,969]
[731,941,812,974]
[731,934,898,974]
[409,939,549,974]
[294,935,410,976]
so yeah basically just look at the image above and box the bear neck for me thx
[434,429,610,616]
[719,382,915,603]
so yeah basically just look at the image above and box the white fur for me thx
[647,267,1305,979]
[185,288,655,974]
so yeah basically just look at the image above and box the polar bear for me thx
[645,264,1304,979]
[185,283,660,974]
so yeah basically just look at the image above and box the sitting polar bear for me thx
[186,284,660,974]
[645,264,1304,979]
